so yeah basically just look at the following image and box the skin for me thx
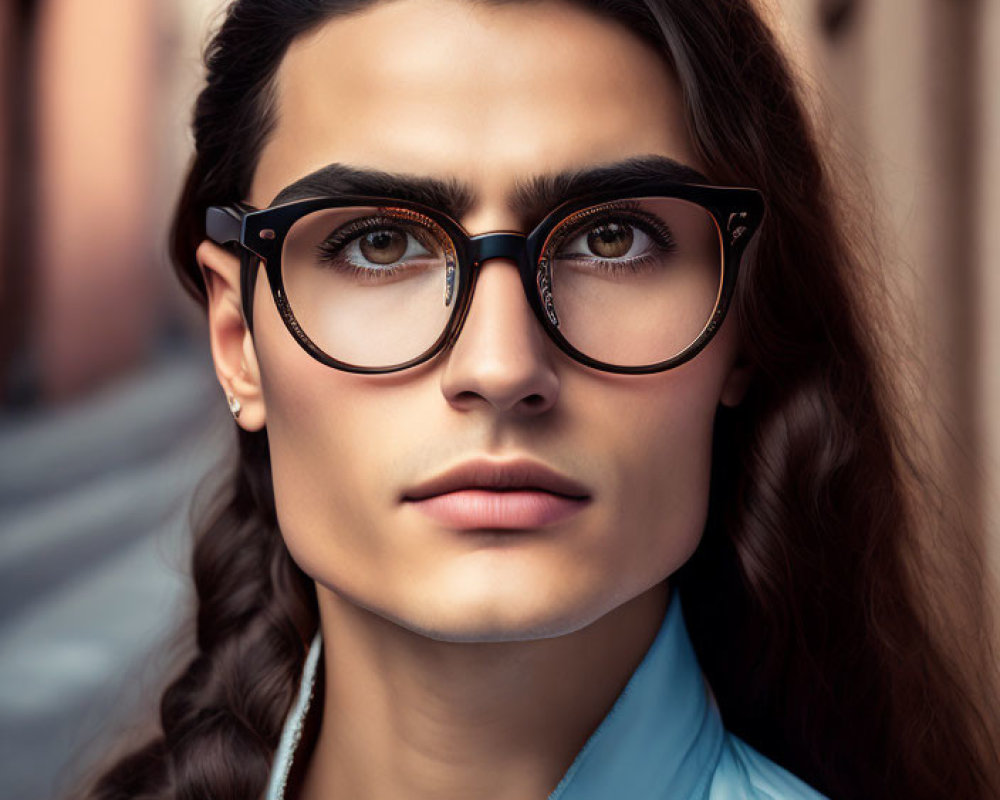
[198,0,752,797]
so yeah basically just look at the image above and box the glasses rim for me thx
[205,180,765,375]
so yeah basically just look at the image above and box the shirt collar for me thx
[547,589,725,799]
[267,589,725,800]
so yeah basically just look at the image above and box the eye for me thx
[356,228,414,265]
[316,216,439,273]
[580,221,644,259]
[556,214,673,263]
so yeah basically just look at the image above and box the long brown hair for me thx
[79,0,1000,798]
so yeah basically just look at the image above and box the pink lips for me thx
[401,458,591,530]
[410,489,587,528]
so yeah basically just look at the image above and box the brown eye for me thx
[587,223,634,258]
[359,229,408,264]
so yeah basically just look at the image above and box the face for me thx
[209,0,750,642]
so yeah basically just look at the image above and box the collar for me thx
[266,589,725,800]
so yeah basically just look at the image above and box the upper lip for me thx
[402,458,591,501]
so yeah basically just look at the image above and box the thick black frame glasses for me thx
[206,180,764,375]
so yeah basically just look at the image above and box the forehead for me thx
[251,0,701,214]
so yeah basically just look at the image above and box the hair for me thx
[78,0,1000,798]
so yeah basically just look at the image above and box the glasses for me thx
[206,181,764,375]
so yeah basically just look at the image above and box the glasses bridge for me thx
[468,232,529,268]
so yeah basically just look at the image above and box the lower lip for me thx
[405,489,589,529]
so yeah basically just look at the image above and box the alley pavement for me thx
[0,346,229,800]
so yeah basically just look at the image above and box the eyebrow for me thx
[509,155,711,226]
[267,155,712,225]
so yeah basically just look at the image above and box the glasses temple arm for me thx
[205,204,260,333]
[205,205,245,246]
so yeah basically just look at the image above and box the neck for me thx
[297,582,670,800]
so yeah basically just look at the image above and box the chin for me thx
[380,584,617,644]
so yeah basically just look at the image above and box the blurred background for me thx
[0,1,997,798]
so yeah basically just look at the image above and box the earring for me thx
[226,393,242,420]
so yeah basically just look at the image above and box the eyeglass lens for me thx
[279,198,723,369]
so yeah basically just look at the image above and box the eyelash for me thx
[551,204,678,273]
[315,214,437,278]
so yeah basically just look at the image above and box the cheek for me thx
[250,297,398,583]
[578,347,730,585]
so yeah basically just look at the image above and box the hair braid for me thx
[81,431,318,800]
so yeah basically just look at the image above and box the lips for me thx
[401,458,591,501]
[401,458,591,530]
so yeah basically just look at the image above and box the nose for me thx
[439,256,559,416]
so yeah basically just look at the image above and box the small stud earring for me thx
[227,393,242,420]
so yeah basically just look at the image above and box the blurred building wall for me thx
[977,0,1000,616]
[33,0,158,401]
[0,0,223,406]
[0,5,8,312]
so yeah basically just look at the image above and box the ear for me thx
[719,356,754,408]
[197,240,266,431]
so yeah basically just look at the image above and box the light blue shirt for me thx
[266,591,828,800]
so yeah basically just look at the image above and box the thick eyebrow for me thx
[508,155,712,226]
[267,154,711,225]
[269,164,476,219]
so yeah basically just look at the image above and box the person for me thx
[79,0,1000,798]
